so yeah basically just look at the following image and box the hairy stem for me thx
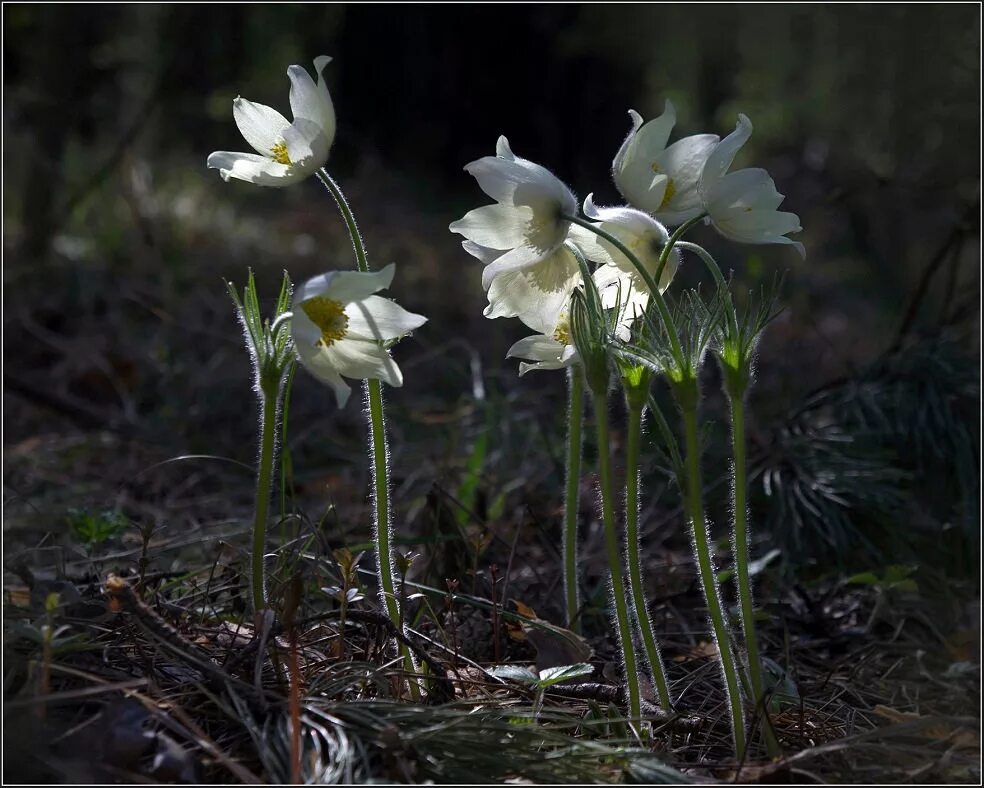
[319,167,418,697]
[679,387,746,757]
[591,389,642,723]
[251,390,279,614]
[564,365,585,631]
[730,394,780,756]
[624,396,672,708]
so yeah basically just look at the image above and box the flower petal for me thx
[323,338,403,387]
[480,244,544,290]
[449,204,533,249]
[705,168,783,213]
[295,263,396,305]
[345,295,427,341]
[461,241,503,264]
[464,153,575,213]
[233,98,291,156]
[288,59,336,147]
[700,114,753,195]
[484,246,580,330]
[283,117,330,173]
[613,100,677,211]
[294,336,352,408]
[206,150,297,187]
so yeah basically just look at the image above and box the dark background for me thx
[3,4,980,581]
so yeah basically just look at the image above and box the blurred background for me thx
[3,5,980,599]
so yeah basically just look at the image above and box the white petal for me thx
[323,338,403,387]
[714,207,802,239]
[233,98,291,156]
[288,60,336,147]
[461,241,503,264]
[345,295,427,341]
[611,109,644,175]
[464,153,575,213]
[206,150,297,187]
[449,204,533,249]
[496,135,516,160]
[282,118,330,175]
[295,263,396,305]
[480,244,544,290]
[652,134,719,221]
[485,246,580,330]
[613,100,677,211]
[706,168,783,213]
[294,336,352,408]
[700,114,752,195]
[507,334,576,375]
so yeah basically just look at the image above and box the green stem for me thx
[678,386,746,757]
[252,390,279,614]
[318,167,418,697]
[591,389,642,723]
[624,397,672,709]
[564,365,585,632]
[654,215,706,286]
[563,214,685,369]
[730,394,780,756]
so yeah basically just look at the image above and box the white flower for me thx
[291,264,427,407]
[506,305,579,376]
[613,100,720,226]
[699,114,805,257]
[207,56,336,187]
[450,137,577,290]
[570,195,680,332]
[462,240,581,330]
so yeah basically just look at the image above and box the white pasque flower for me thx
[699,114,805,257]
[207,56,336,187]
[450,136,578,291]
[613,100,720,226]
[461,240,581,331]
[571,195,681,332]
[291,264,426,408]
[506,298,579,376]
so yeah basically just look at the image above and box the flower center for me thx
[301,296,349,347]
[552,314,571,345]
[271,141,293,166]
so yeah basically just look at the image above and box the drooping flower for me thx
[207,56,336,187]
[698,114,805,257]
[291,264,427,407]
[450,137,578,290]
[613,100,720,226]
[570,195,681,332]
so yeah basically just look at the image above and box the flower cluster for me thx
[451,101,803,373]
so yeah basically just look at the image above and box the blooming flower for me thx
[291,264,426,407]
[207,56,336,187]
[570,195,680,332]
[450,137,578,290]
[613,100,720,226]
[698,114,805,257]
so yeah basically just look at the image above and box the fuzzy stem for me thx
[318,167,418,697]
[624,396,673,709]
[251,390,279,614]
[730,393,780,756]
[678,385,746,757]
[591,388,642,723]
[654,214,706,286]
[563,365,585,632]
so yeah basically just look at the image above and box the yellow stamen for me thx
[552,314,571,346]
[301,296,349,347]
[659,178,676,211]
[271,141,292,166]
